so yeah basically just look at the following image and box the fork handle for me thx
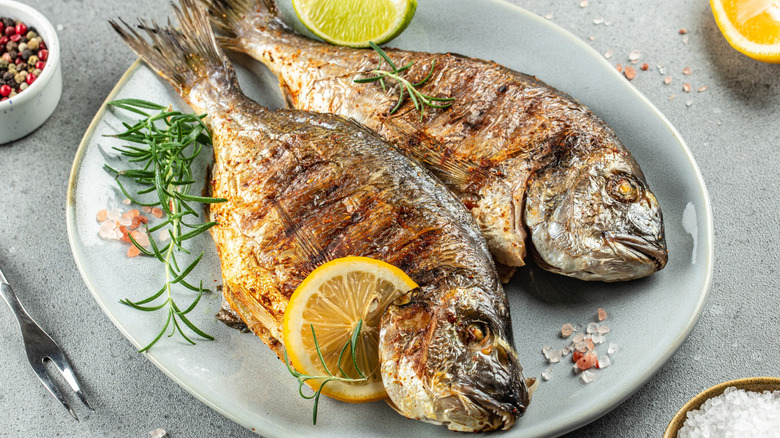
[0,281,38,330]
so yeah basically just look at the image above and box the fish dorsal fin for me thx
[268,198,329,271]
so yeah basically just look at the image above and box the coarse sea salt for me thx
[678,387,780,438]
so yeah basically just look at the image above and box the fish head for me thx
[379,284,530,432]
[525,148,667,281]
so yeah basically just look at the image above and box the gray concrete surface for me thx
[1,0,778,436]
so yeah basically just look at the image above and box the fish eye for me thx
[607,174,642,203]
[466,321,490,346]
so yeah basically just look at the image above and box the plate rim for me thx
[65,0,715,436]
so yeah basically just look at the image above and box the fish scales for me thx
[207,0,669,282]
[112,0,530,431]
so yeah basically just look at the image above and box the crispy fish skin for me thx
[205,0,668,282]
[112,0,529,431]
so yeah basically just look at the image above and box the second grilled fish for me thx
[112,0,529,431]
[206,0,669,282]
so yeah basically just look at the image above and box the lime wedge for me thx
[292,0,418,48]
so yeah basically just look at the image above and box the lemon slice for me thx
[292,0,418,48]
[710,0,780,62]
[283,256,417,402]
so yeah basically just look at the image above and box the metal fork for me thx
[0,263,94,420]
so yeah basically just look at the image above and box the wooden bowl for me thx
[663,376,780,437]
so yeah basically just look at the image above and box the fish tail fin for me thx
[110,0,241,99]
[202,0,286,52]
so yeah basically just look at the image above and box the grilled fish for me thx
[112,0,529,431]
[205,0,668,282]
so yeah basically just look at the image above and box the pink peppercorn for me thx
[0,84,11,97]
[25,73,36,85]
[0,23,4,35]
[4,26,14,37]
[35,60,45,70]
[14,23,26,36]
[37,49,48,61]
[9,33,20,42]
[0,36,7,46]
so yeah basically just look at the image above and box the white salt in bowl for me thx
[0,0,62,144]
[664,376,780,437]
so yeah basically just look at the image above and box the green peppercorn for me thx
[32,68,41,76]
[27,55,38,66]
[0,59,7,70]
[25,31,37,40]
[26,38,39,51]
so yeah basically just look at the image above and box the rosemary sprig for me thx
[104,98,227,353]
[354,41,455,121]
[284,319,368,425]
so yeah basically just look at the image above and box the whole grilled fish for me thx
[205,0,668,282]
[112,0,530,431]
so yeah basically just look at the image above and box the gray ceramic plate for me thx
[66,0,713,436]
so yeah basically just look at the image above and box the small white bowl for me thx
[0,0,62,144]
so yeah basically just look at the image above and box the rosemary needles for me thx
[284,320,369,425]
[105,98,226,352]
[354,42,455,121]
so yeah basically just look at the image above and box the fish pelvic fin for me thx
[203,0,286,42]
[110,0,241,98]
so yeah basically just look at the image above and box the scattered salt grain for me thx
[686,100,694,107]
[572,332,585,343]
[616,63,623,73]
[604,20,612,26]
[669,94,677,100]
[588,35,596,41]
[150,429,169,438]
[608,343,618,355]
[678,387,780,438]
[586,322,599,334]
[698,85,708,92]
[683,83,691,92]
[548,349,563,364]
[679,28,688,34]
[604,49,614,59]
[593,17,604,25]
[580,370,596,383]
[597,308,607,321]
[657,65,666,75]
[624,66,637,80]
[122,198,132,205]
[664,75,673,85]
[591,333,606,344]
[580,0,588,7]
[598,325,610,335]
[682,35,689,44]
[683,66,692,75]
[628,50,641,62]
[598,356,611,368]
[561,323,574,338]
[542,366,553,381]
[544,13,554,20]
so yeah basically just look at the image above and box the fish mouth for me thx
[451,383,524,431]
[604,232,668,269]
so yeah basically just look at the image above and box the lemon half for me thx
[283,256,417,402]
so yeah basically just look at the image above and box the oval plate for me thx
[66,0,713,436]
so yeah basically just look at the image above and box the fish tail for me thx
[202,0,285,52]
[110,0,241,99]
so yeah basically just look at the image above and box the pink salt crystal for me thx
[542,366,553,381]
[683,83,691,92]
[542,345,553,359]
[142,206,152,213]
[698,85,708,92]
[683,66,692,75]
[96,209,108,222]
[561,323,574,338]
[624,66,637,80]
[608,343,618,355]
[598,356,611,368]
[122,198,132,205]
[628,50,641,62]
[598,324,610,335]
[548,349,563,364]
[572,332,585,343]
[586,322,598,334]
[597,308,607,321]
[604,49,614,59]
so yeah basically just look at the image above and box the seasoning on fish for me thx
[205,0,669,282]
[111,0,530,431]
